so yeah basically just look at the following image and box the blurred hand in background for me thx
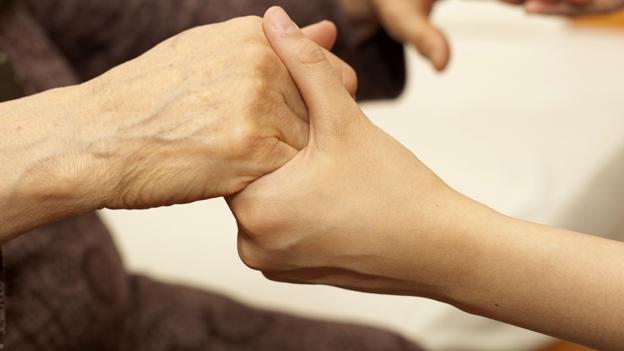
[505,0,624,16]
[341,0,450,70]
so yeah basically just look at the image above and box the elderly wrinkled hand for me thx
[0,15,357,240]
[80,16,356,210]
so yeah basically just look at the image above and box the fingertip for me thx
[417,33,451,71]
[301,20,338,50]
[264,6,299,34]
[321,20,338,36]
[432,41,451,71]
[323,20,338,48]
[405,21,451,71]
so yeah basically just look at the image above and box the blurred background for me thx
[100,3,624,351]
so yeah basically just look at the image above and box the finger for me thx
[271,105,309,151]
[374,0,450,71]
[256,139,299,176]
[286,16,358,102]
[302,20,337,50]
[407,16,450,71]
[325,49,358,97]
[300,21,359,98]
[301,21,358,96]
[280,43,359,123]
[283,21,358,120]
[263,7,357,133]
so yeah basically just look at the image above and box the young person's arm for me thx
[229,8,624,350]
[446,215,624,350]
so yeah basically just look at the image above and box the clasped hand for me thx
[226,7,477,297]
[80,16,355,210]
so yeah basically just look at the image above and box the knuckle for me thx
[249,46,282,76]
[244,76,272,101]
[229,120,265,158]
[238,77,284,119]
[252,41,283,72]
[234,205,284,248]
[238,77,277,115]
[237,239,267,270]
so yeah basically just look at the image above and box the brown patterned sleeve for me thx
[21,0,405,101]
[0,249,4,349]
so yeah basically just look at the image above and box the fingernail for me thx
[269,6,298,33]
[432,51,447,70]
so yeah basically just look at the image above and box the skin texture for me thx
[228,7,624,350]
[341,0,450,70]
[0,17,355,242]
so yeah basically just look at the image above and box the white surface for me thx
[101,3,624,351]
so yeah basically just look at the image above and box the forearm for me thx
[0,85,109,242]
[445,215,624,349]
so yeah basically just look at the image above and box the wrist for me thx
[331,176,500,299]
[18,86,114,200]
[40,84,117,210]
[436,207,520,306]
[0,84,113,240]
[393,186,505,300]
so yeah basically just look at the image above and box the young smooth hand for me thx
[227,7,478,297]
[228,9,624,350]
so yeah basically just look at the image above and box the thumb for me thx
[263,7,357,132]
[302,21,359,97]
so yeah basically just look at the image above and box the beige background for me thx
[100,3,624,350]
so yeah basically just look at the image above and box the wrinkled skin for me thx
[76,17,355,210]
